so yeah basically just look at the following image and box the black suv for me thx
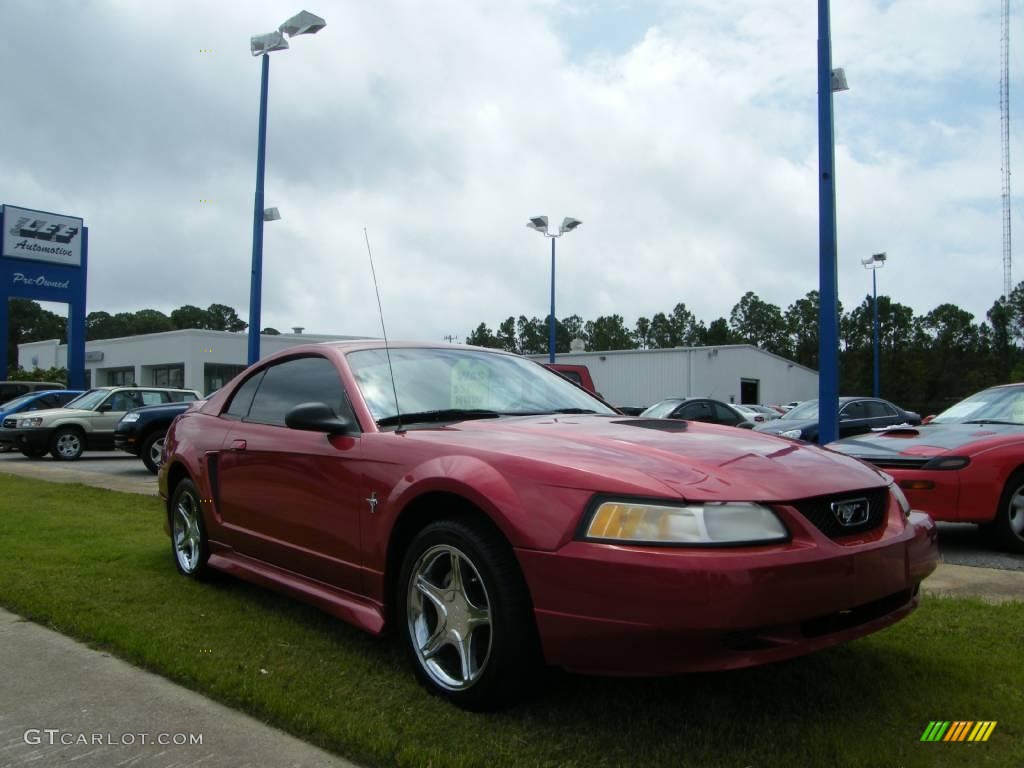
[114,401,198,473]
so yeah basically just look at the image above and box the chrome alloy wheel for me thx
[55,432,82,458]
[173,488,203,573]
[149,436,165,469]
[1009,483,1024,540]
[407,544,493,691]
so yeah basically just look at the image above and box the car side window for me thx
[713,402,740,424]
[224,371,265,420]
[245,356,354,428]
[866,401,896,418]
[141,391,164,406]
[678,402,712,421]
[840,401,866,420]
[107,391,143,412]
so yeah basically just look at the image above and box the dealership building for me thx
[18,329,367,395]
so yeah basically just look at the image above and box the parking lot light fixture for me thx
[862,252,887,398]
[248,10,326,366]
[527,215,582,363]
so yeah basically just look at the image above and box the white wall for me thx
[18,329,367,395]
[531,345,818,408]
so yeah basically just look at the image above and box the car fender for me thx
[44,416,91,433]
[953,438,1024,522]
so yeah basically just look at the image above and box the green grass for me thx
[1,473,1022,768]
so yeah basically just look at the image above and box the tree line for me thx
[466,285,1024,416]
[5,300,280,372]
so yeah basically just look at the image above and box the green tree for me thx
[262,327,281,335]
[584,314,634,351]
[495,317,518,352]
[465,323,500,348]
[705,317,732,346]
[633,316,652,349]
[171,304,212,330]
[131,309,174,335]
[206,303,248,332]
[7,299,67,366]
[729,292,789,355]
[516,316,547,355]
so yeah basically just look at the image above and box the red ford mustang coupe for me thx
[830,382,1024,553]
[159,341,938,709]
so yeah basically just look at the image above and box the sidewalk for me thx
[920,561,1024,603]
[0,608,357,768]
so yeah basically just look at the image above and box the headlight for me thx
[17,417,43,428]
[120,413,141,423]
[920,455,970,470]
[779,428,803,439]
[890,483,911,519]
[582,500,788,545]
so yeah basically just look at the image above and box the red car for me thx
[159,341,938,709]
[830,383,1024,553]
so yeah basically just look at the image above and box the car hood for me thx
[1,406,93,422]
[829,422,1024,458]
[400,414,886,501]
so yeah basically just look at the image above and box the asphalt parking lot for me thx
[2,450,1022,573]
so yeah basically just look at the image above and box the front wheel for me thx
[170,479,210,578]
[990,470,1024,553]
[49,427,84,461]
[141,430,167,474]
[397,517,539,710]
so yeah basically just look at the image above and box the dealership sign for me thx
[3,205,83,267]
[0,203,88,388]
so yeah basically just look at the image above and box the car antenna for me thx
[364,228,403,434]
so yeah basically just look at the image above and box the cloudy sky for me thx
[2,0,1019,342]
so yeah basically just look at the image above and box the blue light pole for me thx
[527,216,582,363]
[862,252,886,397]
[247,11,326,365]
[816,0,848,445]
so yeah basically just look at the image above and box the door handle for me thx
[229,439,247,451]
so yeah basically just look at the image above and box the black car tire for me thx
[170,479,210,578]
[49,427,84,461]
[141,430,167,474]
[397,516,539,711]
[990,469,1024,554]
[19,446,48,459]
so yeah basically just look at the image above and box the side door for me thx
[838,400,872,438]
[712,401,746,427]
[91,390,143,447]
[215,355,365,595]
[864,400,901,429]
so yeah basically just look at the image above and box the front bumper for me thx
[113,431,142,457]
[516,507,938,676]
[0,427,52,452]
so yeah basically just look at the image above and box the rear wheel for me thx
[49,427,84,461]
[990,469,1024,553]
[19,446,48,459]
[141,430,167,474]
[397,517,539,711]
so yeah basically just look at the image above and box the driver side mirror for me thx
[98,403,113,413]
[285,401,353,435]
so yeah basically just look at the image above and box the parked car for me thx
[115,400,198,473]
[747,404,782,421]
[160,341,937,709]
[0,380,65,405]
[0,390,83,452]
[640,397,754,428]
[733,404,776,423]
[0,386,200,460]
[754,397,921,443]
[829,383,1024,552]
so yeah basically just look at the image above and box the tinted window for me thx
[840,401,868,420]
[865,400,895,418]
[246,356,349,427]
[679,401,713,421]
[713,402,741,424]
[55,392,79,406]
[33,395,59,410]
[141,391,164,406]
[224,371,265,420]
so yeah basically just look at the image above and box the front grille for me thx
[2,418,16,428]
[791,487,889,539]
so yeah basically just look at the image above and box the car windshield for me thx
[640,400,683,419]
[64,389,111,411]
[347,347,616,426]
[0,393,39,411]
[782,400,819,420]
[931,386,1024,425]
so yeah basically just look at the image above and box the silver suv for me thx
[0,386,199,460]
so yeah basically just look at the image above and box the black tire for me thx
[49,427,84,461]
[19,446,48,459]
[990,469,1024,554]
[141,430,167,474]
[397,516,540,711]
[170,478,210,578]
